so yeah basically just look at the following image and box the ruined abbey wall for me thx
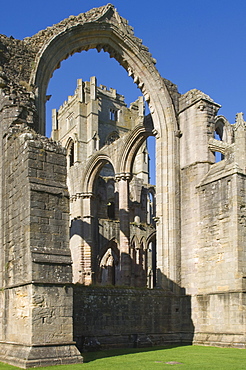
[179,92,246,347]
[0,4,245,368]
[73,286,193,350]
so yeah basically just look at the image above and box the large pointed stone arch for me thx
[117,122,154,175]
[82,152,115,194]
[28,4,176,137]
[0,4,180,288]
[27,4,180,286]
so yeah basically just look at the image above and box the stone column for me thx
[116,173,132,286]
[81,193,95,285]
[69,195,84,284]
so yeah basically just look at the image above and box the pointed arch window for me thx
[67,140,75,167]
[214,120,224,162]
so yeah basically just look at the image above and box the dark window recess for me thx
[107,201,115,219]
[69,142,75,167]
[110,109,118,121]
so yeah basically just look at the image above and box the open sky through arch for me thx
[1,0,246,184]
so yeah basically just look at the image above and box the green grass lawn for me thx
[0,345,245,370]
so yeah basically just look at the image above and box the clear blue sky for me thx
[1,1,246,182]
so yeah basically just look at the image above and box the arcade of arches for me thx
[0,4,245,368]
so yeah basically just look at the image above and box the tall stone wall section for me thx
[192,170,246,347]
[179,90,246,348]
[0,127,82,368]
[73,286,194,350]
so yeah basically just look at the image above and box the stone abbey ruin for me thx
[0,3,245,368]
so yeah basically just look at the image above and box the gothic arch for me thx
[26,4,181,286]
[98,238,120,263]
[147,187,156,225]
[139,236,147,251]
[82,152,115,194]
[65,136,76,150]
[146,231,157,246]
[65,137,76,167]
[117,123,154,175]
[28,4,177,137]
[105,131,120,145]
[214,115,233,144]
[130,235,139,249]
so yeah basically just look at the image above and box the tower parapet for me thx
[51,77,145,162]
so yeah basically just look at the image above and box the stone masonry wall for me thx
[180,164,246,348]
[2,125,72,343]
[197,172,244,293]
[2,126,72,288]
[73,286,194,350]
[179,90,246,348]
[192,292,246,348]
[2,128,33,288]
[0,126,82,367]
[190,170,246,347]
[237,174,246,280]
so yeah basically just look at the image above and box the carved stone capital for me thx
[70,192,94,201]
[115,172,132,182]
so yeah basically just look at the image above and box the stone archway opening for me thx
[29,3,180,288]
[46,48,141,137]
[45,35,158,287]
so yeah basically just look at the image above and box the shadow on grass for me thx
[82,345,189,363]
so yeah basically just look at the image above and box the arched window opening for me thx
[106,131,119,145]
[215,125,223,141]
[98,241,119,286]
[68,140,75,167]
[147,191,156,225]
[132,142,149,184]
[44,46,158,288]
[130,140,151,225]
[94,163,119,285]
[131,241,137,264]
[147,235,157,289]
[107,201,115,220]
[141,241,147,273]
[99,250,116,286]
[214,121,224,162]
[95,162,117,220]
[109,109,118,121]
